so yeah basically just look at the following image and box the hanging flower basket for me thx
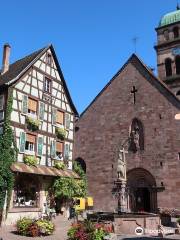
[24,155,38,167]
[55,127,66,140]
[26,116,40,131]
[54,161,65,170]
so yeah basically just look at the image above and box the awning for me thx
[11,162,80,179]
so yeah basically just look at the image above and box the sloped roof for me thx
[0,44,78,116]
[80,54,180,117]
[0,47,47,86]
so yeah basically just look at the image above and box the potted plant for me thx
[26,116,40,131]
[54,161,65,170]
[24,155,38,166]
[55,127,66,140]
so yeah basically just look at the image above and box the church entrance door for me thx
[127,168,157,213]
[135,187,150,212]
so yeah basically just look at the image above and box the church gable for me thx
[80,54,180,120]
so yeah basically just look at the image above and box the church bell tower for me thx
[155,6,180,97]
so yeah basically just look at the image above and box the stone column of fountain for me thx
[113,147,128,214]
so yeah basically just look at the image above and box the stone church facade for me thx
[74,7,180,213]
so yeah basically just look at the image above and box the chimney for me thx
[1,43,11,74]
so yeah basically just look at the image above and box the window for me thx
[163,30,169,41]
[165,58,172,77]
[173,27,179,39]
[56,142,63,160]
[44,77,51,93]
[46,53,52,66]
[13,175,39,207]
[25,134,36,154]
[57,111,64,125]
[175,56,180,75]
[28,98,37,117]
[0,95,4,110]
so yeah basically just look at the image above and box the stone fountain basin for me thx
[87,212,160,235]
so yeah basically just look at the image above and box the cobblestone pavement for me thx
[0,215,71,240]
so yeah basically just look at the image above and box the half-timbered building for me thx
[0,44,78,224]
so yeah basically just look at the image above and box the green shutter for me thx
[37,136,43,156]
[50,140,56,158]
[65,113,71,129]
[39,102,45,120]
[19,132,26,153]
[52,108,57,125]
[22,95,28,114]
[64,143,70,159]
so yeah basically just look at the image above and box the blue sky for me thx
[0,0,178,113]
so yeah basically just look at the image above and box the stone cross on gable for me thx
[131,85,138,104]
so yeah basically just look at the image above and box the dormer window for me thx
[44,77,51,93]
[46,53,52,66]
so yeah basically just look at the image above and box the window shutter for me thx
[65,113,71,129]
[52,108,57,125]
[50,140,56,158]
[64,143,70,159]
[0,95,4,110]
[19,132,26,153]
[39,102,45,120]
[56,111,64,125]
[22,95,28,114]
[37,136,43,156]
[28,99,37,112]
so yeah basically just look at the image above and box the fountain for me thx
[87,136,161,235]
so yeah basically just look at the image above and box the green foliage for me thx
[54,161,65,170]
[24,155,38,166]
[36,219,55,235]
[55,127,66,140]
[73,161,87,197]
[53,161,87,200]
[26,116,40,131]
[93,228,106,240]
[67,220,111,240]
[0,90,17,217]
[16,217,32,236]
[16,217,55,237]
[177,218,180,224]
[73,161,85,178]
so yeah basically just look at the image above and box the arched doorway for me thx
[127,168,157,213]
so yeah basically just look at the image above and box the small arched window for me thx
[175,56,180,75]
[173,27,179,39]
[129,118,144,153]
[163,30,169,40]
[165,58,172,77]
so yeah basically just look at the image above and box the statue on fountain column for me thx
[117,148,127,181]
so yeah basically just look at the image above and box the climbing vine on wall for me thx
[0,89,17,219]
